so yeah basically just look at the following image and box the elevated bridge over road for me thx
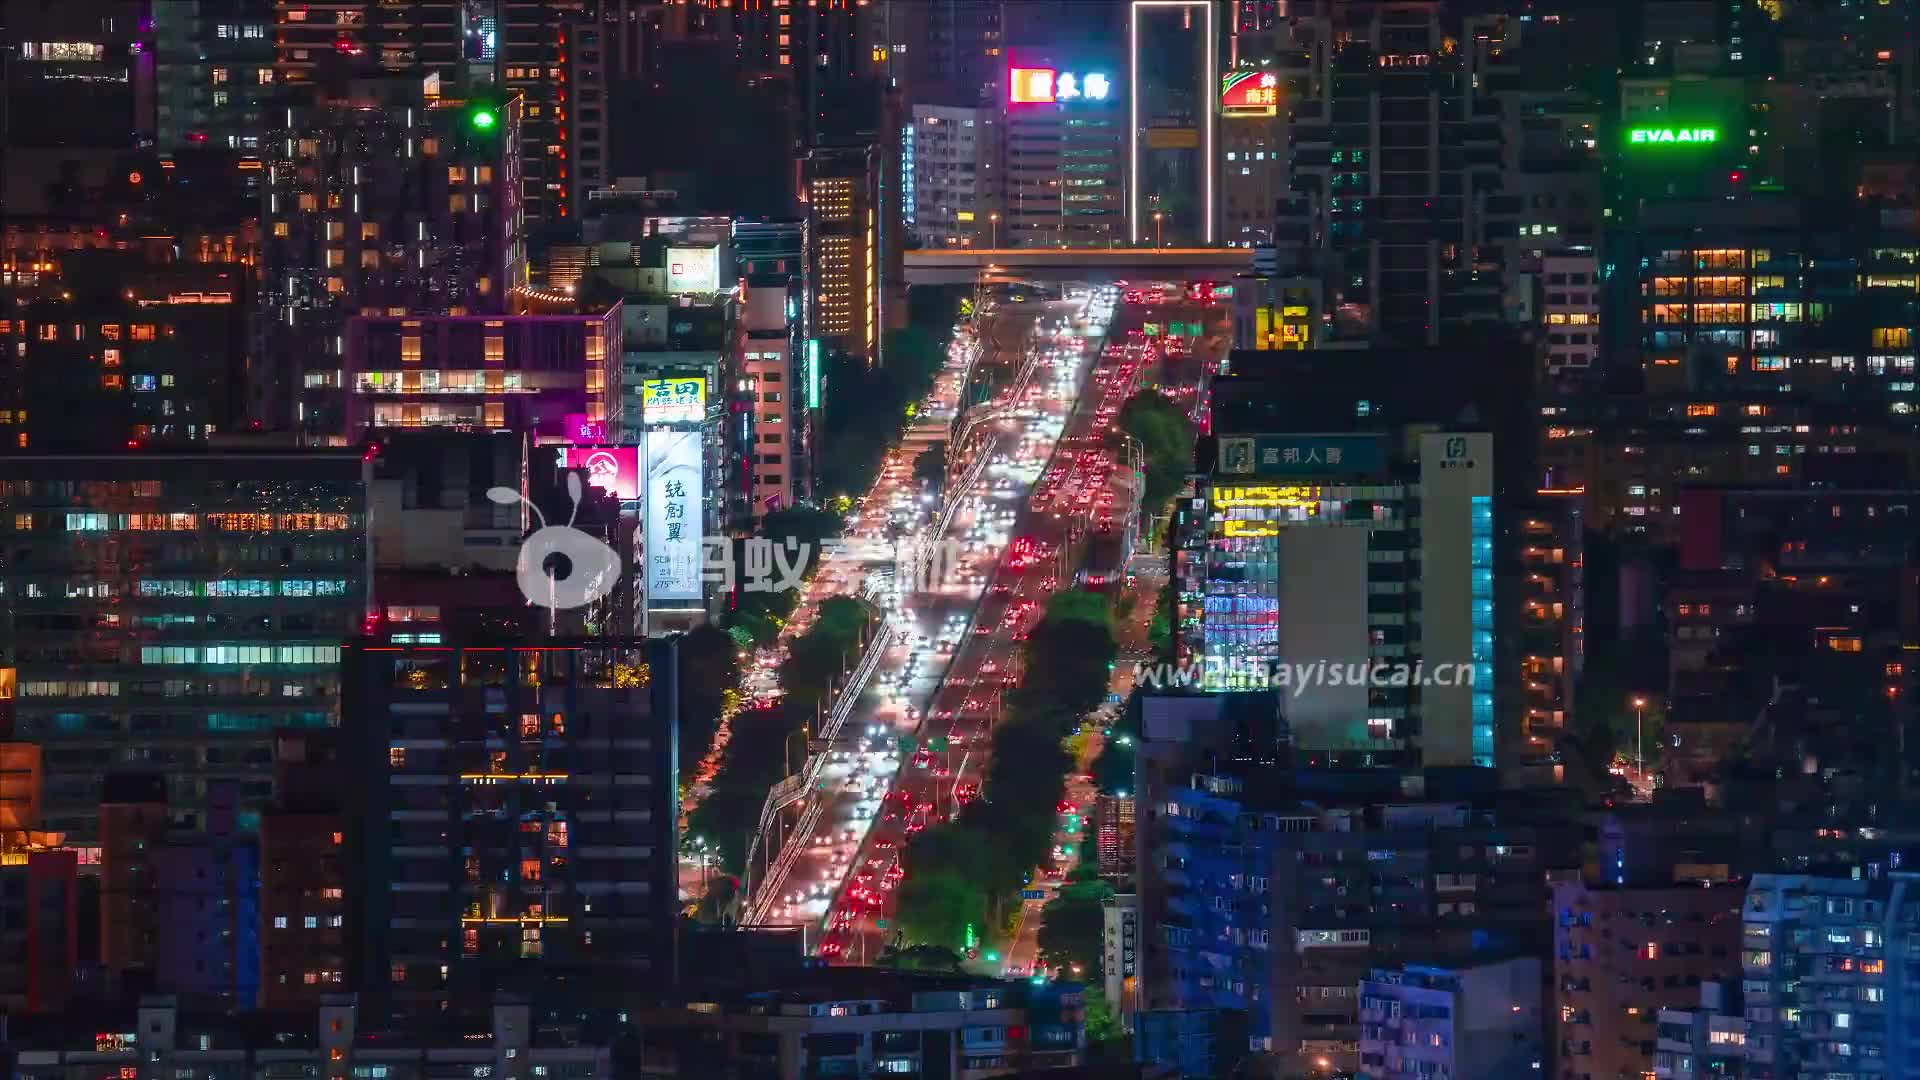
[905,247,1254,287]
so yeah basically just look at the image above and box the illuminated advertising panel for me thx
[645,430,703,603]
[1009,67,1111,105]
[1010,67,1056,104]
[563,414,606,444]
[561,445,641,501]
[666,245,721,293]
[1220,70,1279,117]
[640,377,706,426]
[806,338,822,409]
[1626,127,1719,148]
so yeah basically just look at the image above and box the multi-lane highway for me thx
[741,278,1229,972]
[742,289,1113,935]
[805,288,1159,968]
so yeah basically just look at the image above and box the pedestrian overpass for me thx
[904,247,1255,286]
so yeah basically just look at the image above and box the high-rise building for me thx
[1508,492,1584,782]
[1130,718,1570,1071]
[1551,876,1743,1080]
[0,252,249,453]
[1003,60,1125,249]
[346,638,679,1021]
[259,727,349,1012]
[1126,0,1217,246]
[271,0,601,224]
[905,104,999,248]
[152,1,276,152]
[1272,2,1509,346]
[804,143,882,364]
[735,218,814,507]
[259,73,525,439]
[2,0,152,153]
[1715,872,1920,1079]
[1173,429,1496,768]
[0,451,370,843]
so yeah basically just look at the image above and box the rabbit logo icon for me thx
[488,475,622,610]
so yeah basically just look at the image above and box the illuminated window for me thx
[131,325,156,342]
[1874,328,1911,349]
[272,221,289,237]
[389,747,405,767]
[400,336,421,363]
[450,193,468,212]
[102,348,120,368]
[484,336,504,364]
[484,402,505,427]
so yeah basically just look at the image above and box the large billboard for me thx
[1008,67,1112,105]
[641,377,706,426]
[561,445,641,501]
[667,245,721,293]
[1220,70,1279,117]
[645,430,703,603]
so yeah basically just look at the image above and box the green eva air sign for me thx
[1627,127,1718,146]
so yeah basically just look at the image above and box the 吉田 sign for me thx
[641,377,706,426]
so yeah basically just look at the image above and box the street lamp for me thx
[1152,211,1164,248]
[989,211,1000,249]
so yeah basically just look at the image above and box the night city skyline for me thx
[3,1,1920,1078]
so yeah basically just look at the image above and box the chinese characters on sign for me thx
[640,378,706,426]
[1215,434,1387,478]
[1009,67,1112,105]
[1221,70,1280,117]
[644,430,702,603]
[563,414,606,444]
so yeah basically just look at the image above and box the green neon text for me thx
[1628,127,1718,145]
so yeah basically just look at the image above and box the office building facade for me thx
[0,452,370,843]
[1272,3,1510,346]
[1552,876,1743,1080]
[271,0,603,223]
[152,1,276,152]
[259,74,526,440]
[804,144,882,364]
[1174,430,1495,768]
[343,306,620,438]
[347,638,679,1020]
[906,104,999,248]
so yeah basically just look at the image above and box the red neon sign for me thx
[1010,67,1057,104]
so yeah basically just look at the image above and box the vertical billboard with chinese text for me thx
[644,430,703,602]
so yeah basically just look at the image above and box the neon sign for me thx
[1627,127,1718,146]
[1009,67,1111,105]
[1221,70,1279,117]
